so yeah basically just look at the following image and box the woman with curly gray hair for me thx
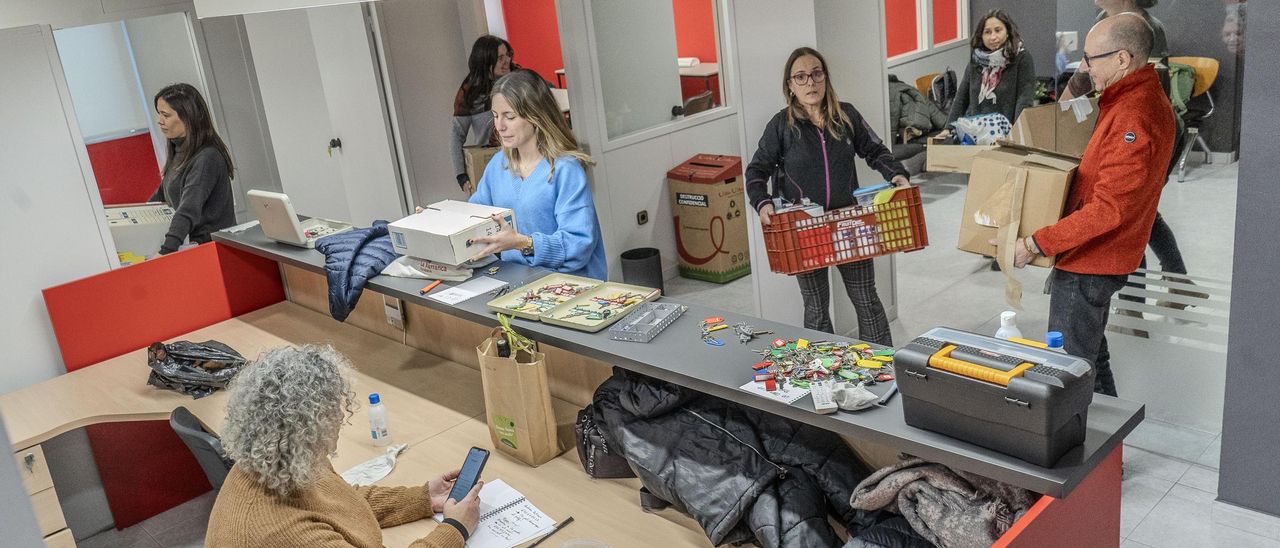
[205,345,481,547]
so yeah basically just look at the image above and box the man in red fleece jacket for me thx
[1009,14,1175,396]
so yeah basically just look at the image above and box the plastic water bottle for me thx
[1046,331,1066,353]
[994,311,1023,340]
[368,393,391,447]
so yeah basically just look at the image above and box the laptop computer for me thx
[246,190,354,248]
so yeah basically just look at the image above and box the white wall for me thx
[731,0,817,325]
[816,0,899,330]
[378,0,471,207]
[483,0,506,38]
[243,9,350,221]
[53,22,148,140]
[125,11,208,165]
[0,25,117,393]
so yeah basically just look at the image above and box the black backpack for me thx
[929,67,958,112]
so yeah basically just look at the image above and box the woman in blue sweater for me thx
[467,69,608,280]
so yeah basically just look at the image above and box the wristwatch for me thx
[520,235,535,256]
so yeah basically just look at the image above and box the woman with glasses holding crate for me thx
[743,47,910,345]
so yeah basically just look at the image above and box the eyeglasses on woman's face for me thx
[790,68,826,86]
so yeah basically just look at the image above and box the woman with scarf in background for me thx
[942,9,1037,136]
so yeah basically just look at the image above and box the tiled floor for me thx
[78,491,214,547]
[665,161,1280,547]
[82,162,1270,547]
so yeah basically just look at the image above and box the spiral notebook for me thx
[433,479,556,548]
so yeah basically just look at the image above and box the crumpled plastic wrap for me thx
[953,113,1012,146]
[146,340,247,399]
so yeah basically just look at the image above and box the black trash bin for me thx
[620,248,664,294]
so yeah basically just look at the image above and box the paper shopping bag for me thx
[476,327,567,466]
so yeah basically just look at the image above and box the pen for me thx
[527,516,574,547]
[419,280,443,294]
[876,382,898,406]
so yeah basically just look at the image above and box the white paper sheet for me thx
[738,380,811,405]
[426,276,508,305]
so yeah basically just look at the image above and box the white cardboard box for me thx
[389,200,515,265]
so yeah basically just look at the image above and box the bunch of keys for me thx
[701,316,728,346]
[733,322,773,344]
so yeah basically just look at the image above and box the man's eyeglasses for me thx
[1081,49,1123,68]
[790,69,826,86]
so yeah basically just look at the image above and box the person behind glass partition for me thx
[149,83,236,255]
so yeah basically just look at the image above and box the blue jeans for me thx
[1047,269,1128,396]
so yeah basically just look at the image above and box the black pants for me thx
[794,260,892,346]
[1047,269,1128,396]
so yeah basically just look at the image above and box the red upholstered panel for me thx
[86,133,162,205]
[41,242,284,528]
[43,244,232,372]
[932,0,960,45]
[680,74,721,106]
[501,0,564,84]
[217,243,287,316]
[994,445,1124,547]
[85,422,212,529]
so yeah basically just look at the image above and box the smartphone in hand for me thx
[448,447,490,502]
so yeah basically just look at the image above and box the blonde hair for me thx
[491,70,594,180]
[782,47,853,141]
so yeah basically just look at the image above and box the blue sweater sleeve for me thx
[529,159,598,272]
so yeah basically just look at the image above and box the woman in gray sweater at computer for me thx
[149,83,236,255]
[451,35,513,196]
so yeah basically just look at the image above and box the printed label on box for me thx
[677,193,709,207]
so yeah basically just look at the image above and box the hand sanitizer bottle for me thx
[994,311,1023,340]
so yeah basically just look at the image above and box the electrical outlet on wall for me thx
[1056,31,1078,53]
[637,210,648,225]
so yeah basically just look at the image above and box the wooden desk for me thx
[2,302,707,547]
[679,62,719,93]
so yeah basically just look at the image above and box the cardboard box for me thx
[1007,99,1099,158]
[957,145,1080,267]
[388,200,515,265]
[926,98,1099,174]
[925,137,997,174]
[463,145,500,185]
[955,98,1099,267]
[666,154,750,283]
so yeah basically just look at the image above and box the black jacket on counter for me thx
[745,103,908,214]
[591,368,882,547]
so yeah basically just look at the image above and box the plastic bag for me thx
[146,340,247,399]
[953,113,1012,145]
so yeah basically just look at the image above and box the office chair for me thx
[681,90,714,117]
[170,406,234,490]
[1169,56,1219,182]
[914,72,939,96]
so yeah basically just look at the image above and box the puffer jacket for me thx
[314,221,399,322]
[888,77,947,137]
[591,369,879,547]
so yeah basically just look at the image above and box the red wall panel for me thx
[42,242,284,528]
[673,0,717,62]
[885,0,920,58]
[501,0,564,84]
[933,0,959,45]
[86,133,161,205]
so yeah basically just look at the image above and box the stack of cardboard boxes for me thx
[929,100,1100,267]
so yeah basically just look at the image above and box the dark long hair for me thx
[782,47,853,141]
[461,35,513,111]
[154,83,233,178]
[970,9,1022,62]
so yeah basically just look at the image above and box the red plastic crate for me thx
[763,186,929,275]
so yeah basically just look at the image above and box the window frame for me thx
[886,0,970,67]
